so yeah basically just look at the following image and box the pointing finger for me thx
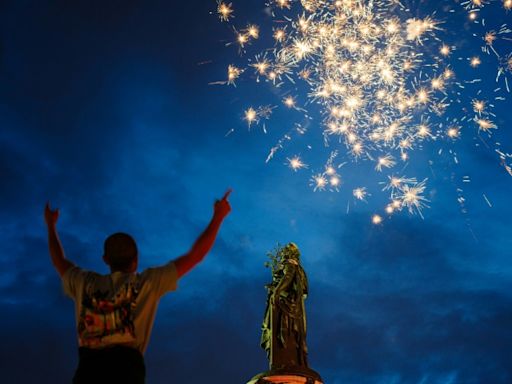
[221,189,232,201]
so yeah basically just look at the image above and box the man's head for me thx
[102,232,138,272]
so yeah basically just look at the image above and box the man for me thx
[44,190,232,383]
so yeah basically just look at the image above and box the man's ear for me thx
[130,257,138,272]
[102,254,110,266]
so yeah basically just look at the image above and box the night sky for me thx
[1,1,512,383]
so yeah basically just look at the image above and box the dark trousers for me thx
[73,346,146,384]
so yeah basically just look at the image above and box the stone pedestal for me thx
[247,375,323,384]
[247,368,323,384]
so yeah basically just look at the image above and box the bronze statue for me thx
[249,243,322,384]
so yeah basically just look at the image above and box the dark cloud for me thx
[310,290,512,384]
[303,213,512,383]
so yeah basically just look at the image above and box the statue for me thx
[248,243,323,384]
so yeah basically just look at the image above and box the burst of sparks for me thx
[244,107,257,126]
[288,156,307,171]
[276,0,291,9]
[406,17,438,43]
[283,96,296,108]
[476,118,497,132]
[246,24,259,39]
[353,187,368,201]
[484,31,497,46]
[273,28,286,42]
[472,99,486,114]
[215,0,511,218]
[329,175,341,188]
[440,44,451,56]
[227,64,243,85]
[311,174,327,191]
[447,127,461,139]
[376,155,396,172]
[396,179,429,217]
[217,2,234,22]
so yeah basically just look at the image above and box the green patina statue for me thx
[261,243,309,370]
[248,243,322,384]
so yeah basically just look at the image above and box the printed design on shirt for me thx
[77,279,140,347]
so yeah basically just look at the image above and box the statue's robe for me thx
[261,259,308,370]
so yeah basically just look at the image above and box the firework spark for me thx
[288,156,307,171]
[353,187,368,201]
[227,64,243,85]
[396,179,429,217]
[372,214,383,225]
[217,1,234,22]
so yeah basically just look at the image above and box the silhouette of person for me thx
[44,190,232,384]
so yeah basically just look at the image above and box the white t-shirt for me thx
[62,262,178,354]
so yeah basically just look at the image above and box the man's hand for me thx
[45,202,74,277]
[214,189,232,220]
[45,202,59,228]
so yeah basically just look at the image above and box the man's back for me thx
[63,262,178,354]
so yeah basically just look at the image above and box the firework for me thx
[214,0,510,218]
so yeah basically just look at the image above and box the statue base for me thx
[247,367,323,384]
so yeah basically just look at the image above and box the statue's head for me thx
[282,242,300,260]
[102,232,138,273]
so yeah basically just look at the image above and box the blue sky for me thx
[1,0,511,383]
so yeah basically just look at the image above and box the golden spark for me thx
[470,56,481,67]
[288,156,307,171]
[372,214,383,225]
[217,2,234,22]
[227,65,243,85]
[447,127,460,139]
[353,187,368,201]
[472,100,486,114]
[244,107,257,126]
[376,155,396,172]
[476,118,497,132]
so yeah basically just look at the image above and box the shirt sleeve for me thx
[141,262,179,297]
[61,266,89,299]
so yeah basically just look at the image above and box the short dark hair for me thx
[103,232,138,270]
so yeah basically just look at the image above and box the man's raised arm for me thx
[174,189,232,278]
[45,202,74,277]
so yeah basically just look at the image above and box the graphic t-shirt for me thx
[62,262,178,354]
